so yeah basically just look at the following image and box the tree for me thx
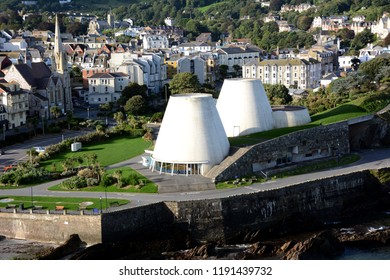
[50,106,61,119]
[351,29,375,50]
[358,57,390,81]
[113,111,125,127]
[118,83,147,106]
[124,96,146,115]
[350,57,361,71]
[296,16,313,31]
[169,72,201,94]
[66,110,73,130]
[232,65,241,77]
[264,84,292,105]
[269,0,284,11]
[218,65,228,80]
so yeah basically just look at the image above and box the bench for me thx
[6,204,16,209]
[55,205,64,211]
[34,205,43,210]
[78,206,87,211]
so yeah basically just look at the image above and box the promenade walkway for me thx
[1,148,390,211]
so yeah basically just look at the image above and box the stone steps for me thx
[205,147,250,179]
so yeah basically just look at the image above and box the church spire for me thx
[54,14,66,73]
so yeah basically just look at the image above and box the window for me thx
[105,87,108,92]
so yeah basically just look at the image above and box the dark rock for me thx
[38,234,85,260]
[283,230,344,260]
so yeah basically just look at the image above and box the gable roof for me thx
[13,62,52,89]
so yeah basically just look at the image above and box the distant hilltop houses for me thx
[311,13,390,39]
[21,0,71,4]
[281,3,317,13]
[0,6,390,130]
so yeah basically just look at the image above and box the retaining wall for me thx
[0,169,387,245]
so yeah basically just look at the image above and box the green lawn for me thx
[0,196,129,211]
[198,1,228,13]
[229,92,385,147]
[41,136,151,171]
[49,167,158,193]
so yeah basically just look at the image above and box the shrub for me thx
[101,173,114,187]
[127,173,139,186]
[61,176,87,189]
[86,177,99,186]
[77,168,94,178]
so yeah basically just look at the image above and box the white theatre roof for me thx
[152,93,230,175]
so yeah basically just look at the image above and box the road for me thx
[0,130,90,171]
[1,148,390,208]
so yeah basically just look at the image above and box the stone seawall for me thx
[101,202,173,243]
[0,212,101,244]
[165,170,383,243]
[0,169,388,246]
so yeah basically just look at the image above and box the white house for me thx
[110,52,167,94]
[87,72,129,105]
[0,81,29,129]
[176,41,213,55]
[0,37,28,52]
[371,13,390,39]
[242,58,321,89]
[142,34,169,50]
[217,46,261,72]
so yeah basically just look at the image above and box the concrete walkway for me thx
[108,154,215,193]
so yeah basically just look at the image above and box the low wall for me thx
[0,212,101,244]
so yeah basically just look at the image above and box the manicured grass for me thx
[229,96,379,147]
[48,167,158,193]
[41,136,151,172]
[216,154,360,189]
[0,196,129,211]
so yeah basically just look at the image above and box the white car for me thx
[34,147,46,153]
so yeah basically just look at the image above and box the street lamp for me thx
[42,115,45,135]
[105,186,108,213]
[87,107,90,119]
[30,185,34,209]
[99,196,102,214]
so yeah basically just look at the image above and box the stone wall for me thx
[165,170,383,243]
[349,116,390,149]
[0,167,388,246]
[0,212,101,244]
[101,202,173,243]
[214,122,350,182]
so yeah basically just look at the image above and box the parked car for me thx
[34,147,46,153]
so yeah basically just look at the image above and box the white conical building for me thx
[216,78,274,137]
[151,94,230,176]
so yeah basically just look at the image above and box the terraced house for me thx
[243,58,321,90]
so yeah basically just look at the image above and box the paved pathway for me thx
[1,148,390,210]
